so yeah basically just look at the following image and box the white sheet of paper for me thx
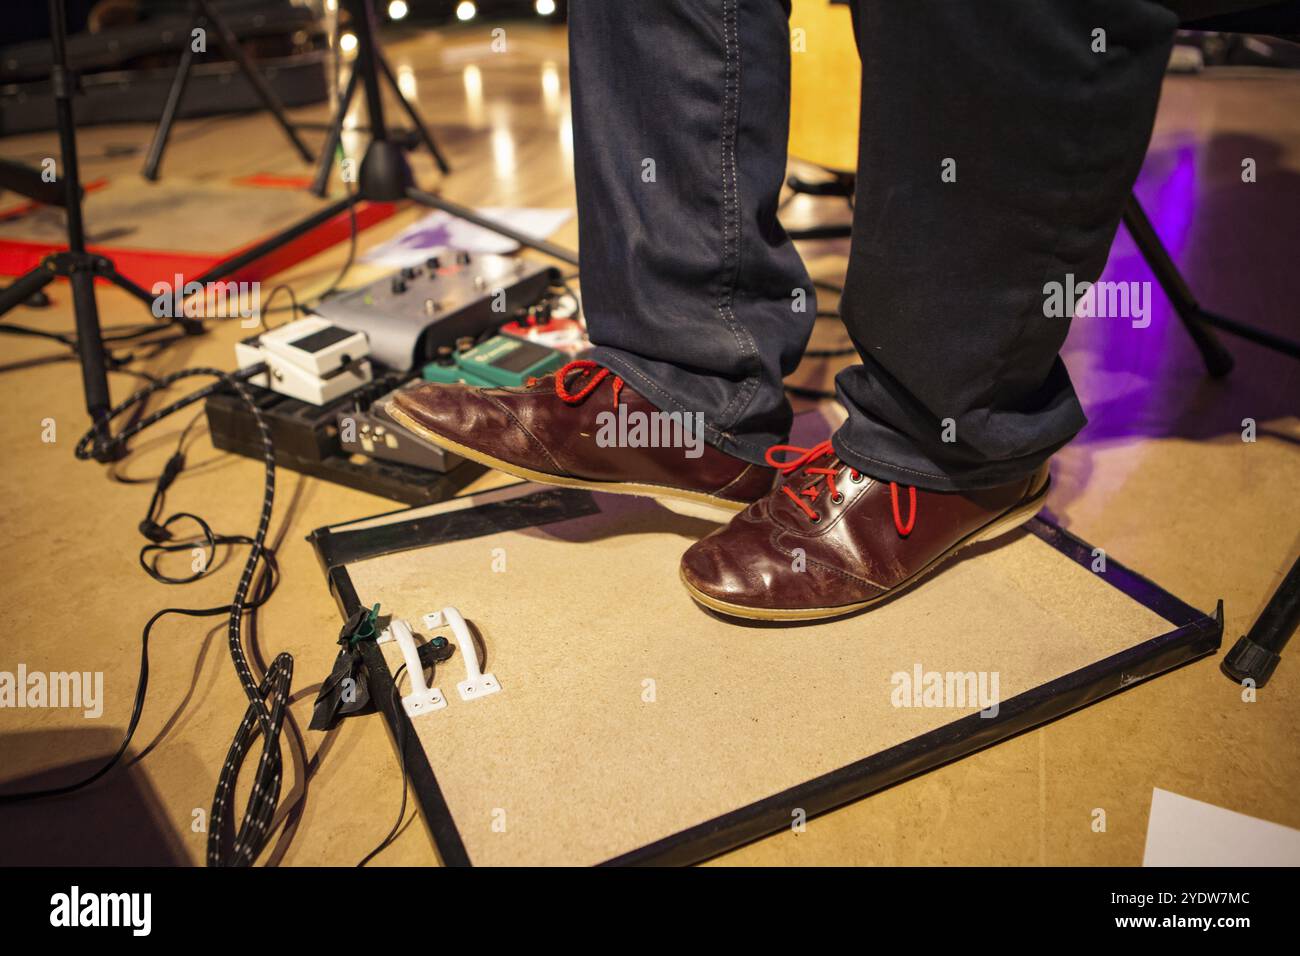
[1143,787,1300,866]
[362,207,572,268]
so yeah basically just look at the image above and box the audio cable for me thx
[49,363,291,867]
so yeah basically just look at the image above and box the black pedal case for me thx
[204,375,483,507]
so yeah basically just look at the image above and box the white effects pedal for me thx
[235,317,373,405]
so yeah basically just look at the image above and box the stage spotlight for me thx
[388,0,409,20]
[535,0,557,15]
[338,31,358,53]
[456,1,477,21]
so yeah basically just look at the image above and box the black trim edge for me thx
[324,563,472,867]
[602,612,1222,866]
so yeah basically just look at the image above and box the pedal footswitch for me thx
[337,379,464,473]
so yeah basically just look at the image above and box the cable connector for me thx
[157,451,186,492]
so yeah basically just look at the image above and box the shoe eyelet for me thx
[830,493,844,505]
[809,513,822,523]
[850,470,864,483]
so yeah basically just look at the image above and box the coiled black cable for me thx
[63,364,292,867]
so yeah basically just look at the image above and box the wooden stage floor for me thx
[0,22,1296,865]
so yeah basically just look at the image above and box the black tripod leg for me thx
[311,63,360,198]
[1223,553,1300,689]
[1193,309,1300,361]
[198,0,314,163]
[407,187,578,265]
[68,268,120,460]
[106,266,161,309]
[142,14,200,181]
[194,194,356,285]
[1123,194,1234,378]
[376,49,451,175]
[107,266,205,333]
[46,0,120,458]
[0,268,56,316]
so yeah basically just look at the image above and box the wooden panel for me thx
[789,0,861,172]
[345,486,1174,865]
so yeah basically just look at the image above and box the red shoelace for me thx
[529,359,624,409]
[764,439,917,536]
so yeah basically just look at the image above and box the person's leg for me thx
[392,0,805,511]
[831,0,1178,492]
[681,0,1182,620]
[571,0,815,466]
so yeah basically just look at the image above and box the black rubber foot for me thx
[1221,634,1281,688]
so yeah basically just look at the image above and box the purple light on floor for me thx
[1067,141,1203,441]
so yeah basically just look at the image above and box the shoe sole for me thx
[680,480,1051,622]
[385,401,751,515]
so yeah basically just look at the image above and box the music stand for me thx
[0,0,164,461]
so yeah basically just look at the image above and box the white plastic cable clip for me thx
[380,619,446,717]
[422,607,500,701]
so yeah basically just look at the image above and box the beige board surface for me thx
[343,484,1175,866]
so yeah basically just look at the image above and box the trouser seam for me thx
[714,0,760,428]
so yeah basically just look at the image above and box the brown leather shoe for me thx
[679,440,1051,621]
[386,359,775,512]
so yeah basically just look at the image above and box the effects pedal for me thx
[311,252,556,370]
[337,379,464,473]
[235,317,372,405]
[422,333,566,388]
[501,299,589,356]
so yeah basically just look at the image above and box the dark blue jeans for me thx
[569,0,1179,491]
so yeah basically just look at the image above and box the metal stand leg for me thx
[142,28,198,180]
[142,0,314,181]
[1191,308,1300,360]
[194,195,357,285]
[0,269,56,315]
[310,62,360,197]
[1125,196,1300,363]
[1123,195,1235,378]
[1222,553,1300,688]
[406,187,577,265]
[200,0,313,162]
[41,0,121,460]
[377,48,451,175]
